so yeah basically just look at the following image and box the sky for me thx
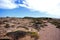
[0,0,60,18]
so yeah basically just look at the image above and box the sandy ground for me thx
[39,23,60,40]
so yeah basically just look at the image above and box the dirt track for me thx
[39,23,60,40]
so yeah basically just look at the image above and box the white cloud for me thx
[20,0,60,18]
[0,0,18,9]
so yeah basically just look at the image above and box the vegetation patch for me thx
[4,24,10,28]
[6,30,27,40]
[17,26,29,30]
[49,20,60,29]
[30,19,47,31]
[27,31,39,38]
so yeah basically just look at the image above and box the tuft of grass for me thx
[31,19,43,31]
[3,20,8,22]
[27,31,39,38]
[49,20,60,29]
[31,19,47,31]
[4,24,10,28]
[17,26,29,30]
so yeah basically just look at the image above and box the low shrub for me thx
[6,30,27,40]
[3,20,8,22]
[27,31,39,38]
[4,24,10,28]
[49,20,60,29]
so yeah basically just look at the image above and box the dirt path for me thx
[39,23,60,40]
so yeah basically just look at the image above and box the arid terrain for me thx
[0,17,60,40]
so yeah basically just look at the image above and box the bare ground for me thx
[39,23,60,40]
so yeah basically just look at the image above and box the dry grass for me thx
[49,19,60,29]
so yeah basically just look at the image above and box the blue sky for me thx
[0,0,60,18]
[0,7,49,17]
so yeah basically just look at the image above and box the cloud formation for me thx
[0,0,60,18]
[0,0,27,9]
[0,0,18,9]
[22,0,60,17]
